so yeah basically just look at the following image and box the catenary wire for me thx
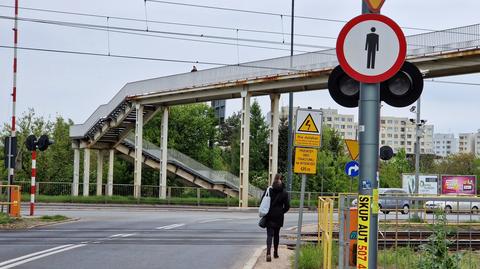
[0,4,337,41]
[0,15,334,50]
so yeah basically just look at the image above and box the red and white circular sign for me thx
[336,14,406,83]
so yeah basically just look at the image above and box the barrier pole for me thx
[30,150,36,216]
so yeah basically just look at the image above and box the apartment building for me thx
[379,116,434,155]
[458,133,475,154]
[433,133,459,157]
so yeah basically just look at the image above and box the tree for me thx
[379,149,412,188]
[249,100,269,173]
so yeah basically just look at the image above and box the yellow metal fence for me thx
[318,197,334,269]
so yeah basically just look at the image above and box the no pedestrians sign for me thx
[336,14,406,83]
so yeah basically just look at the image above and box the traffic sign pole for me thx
[359,2,380,269]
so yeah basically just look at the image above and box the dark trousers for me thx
[266,226,280,254]
[367,49,376,69]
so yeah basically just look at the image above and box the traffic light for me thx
[328,61,423,108]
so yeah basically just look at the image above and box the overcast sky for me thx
[1,0,480,136]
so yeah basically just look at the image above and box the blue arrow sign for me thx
[345,161,360,177]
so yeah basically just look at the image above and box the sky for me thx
[1,0,480,136]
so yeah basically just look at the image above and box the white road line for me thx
[199,218,232,224]
[109,234,124,238]
[155,223,185,230]
[0,245,73,267]
[119,233,136,237]
[0,244,86,269]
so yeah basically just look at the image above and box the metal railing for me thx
[318,197,334,269]
[123,134,264,199]
[317,194,480,269]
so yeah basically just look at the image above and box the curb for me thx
[27,217,80,229]
[242,246,265,269]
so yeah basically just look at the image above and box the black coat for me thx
[261,186,290,228]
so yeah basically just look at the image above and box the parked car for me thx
[424,197,480,214]
[351,188,410,214]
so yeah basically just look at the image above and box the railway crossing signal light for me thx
[328,61,423,108]
[24,134,54,152]
[328,65,360,108]
[379,145,394,161]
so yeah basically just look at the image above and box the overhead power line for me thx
[0,44,305,72]
[0,4,337,41]
[0,15,334,50]
[146,0,437,32]
[425,79,480,87]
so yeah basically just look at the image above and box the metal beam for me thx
[239,87,251,208]
[133,103,144,198]
[268,93,280,185]
[159,106,169,199]
[83,148,90,196]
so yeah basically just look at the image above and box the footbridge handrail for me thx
[122,135,264,198]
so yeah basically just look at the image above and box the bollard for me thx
[9,186,21,217]
[349,207,358,266]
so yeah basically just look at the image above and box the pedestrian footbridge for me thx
[69,23,480,207]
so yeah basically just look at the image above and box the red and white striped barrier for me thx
[30,150,36,216]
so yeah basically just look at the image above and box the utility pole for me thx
[286,0,295,192]
[414,98,421,216]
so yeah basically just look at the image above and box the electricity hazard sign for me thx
[295,109,322,148]
[357,195,371,269]
[294,148,317,174]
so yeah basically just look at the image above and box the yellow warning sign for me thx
[357,195,371,269]
[297,114,319,133]
[345,139,359,160]
[364,0,385,12]
[294,148,317,174]
[295,133,321,148]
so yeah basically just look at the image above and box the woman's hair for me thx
[272,174,283,189]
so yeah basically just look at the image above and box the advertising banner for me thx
[402,174,439,195]
[441,175,476,195]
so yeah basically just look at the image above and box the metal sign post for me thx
[293,108,322,269]
[335,1,406,267]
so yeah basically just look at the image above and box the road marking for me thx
[0,245,73,267]
[119,233,136,237]
[155,223,185,230]
[0,244,86,269]
[109,234,124,238]
[199,218,232,223]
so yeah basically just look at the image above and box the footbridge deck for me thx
[69,23,480,205]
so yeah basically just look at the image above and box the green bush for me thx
[379,247,419,268]
[0,212,14,224]
[295,244,323,269]
[39,215,68,221]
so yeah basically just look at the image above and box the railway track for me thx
[286,230,480,250]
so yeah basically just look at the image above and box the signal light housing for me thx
[380,61,424,107]
[328,65,360,108]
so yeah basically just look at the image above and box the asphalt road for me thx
[0,206,317,269]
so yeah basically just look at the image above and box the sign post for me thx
[336,1,406,268]
[293,108,322,269]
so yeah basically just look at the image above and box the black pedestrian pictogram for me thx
[365,27,379,69]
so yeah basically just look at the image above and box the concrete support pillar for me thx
[83,148,91,196]
[96,150,104,196]
[268,93,280,185]
[107,149,114,196]
[159,106,169,199]
[72,148,80,196]
[239,88,251,208]
[134,103,144,198]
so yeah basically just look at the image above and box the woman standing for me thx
[262,174,290,262]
